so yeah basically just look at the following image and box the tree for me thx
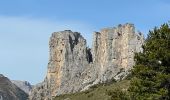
[128,23,170,100]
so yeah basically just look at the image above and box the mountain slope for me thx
[54,80,130,100]
[0,74,28,100]
[12,80,32,94]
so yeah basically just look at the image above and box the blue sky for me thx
[0,0,170,84]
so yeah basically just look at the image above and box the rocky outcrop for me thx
[29,23,144,100]
[91,24,144,82]
[0,74,28,100]
[30,30,91,100]
[12,80,32,94]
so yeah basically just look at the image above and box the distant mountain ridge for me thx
[12,80,32,94]
[0,74,28,100]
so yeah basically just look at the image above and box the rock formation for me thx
[12,80,32,94]
[0,74,28,100]
[29,23,144,100]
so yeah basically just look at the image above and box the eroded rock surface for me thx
[29,24,144,100]
[91,24,144,82]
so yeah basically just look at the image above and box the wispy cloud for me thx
[0,16,95,84]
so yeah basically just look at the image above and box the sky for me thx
[0,0,170,85]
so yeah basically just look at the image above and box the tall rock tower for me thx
[29,23,144,100]
[92,24,144,82]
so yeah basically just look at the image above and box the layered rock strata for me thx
[30,23,144,100]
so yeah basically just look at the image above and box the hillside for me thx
[54,80,130,100]
[0,74,28,100]
[12,80,32,94]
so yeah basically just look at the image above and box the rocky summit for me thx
[29,23,144,100]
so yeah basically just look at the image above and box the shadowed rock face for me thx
[29,24,144,100]
[0,74,28,100]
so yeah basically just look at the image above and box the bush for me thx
[106,88,130,100]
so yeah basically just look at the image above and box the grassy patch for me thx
[54,80,130,100]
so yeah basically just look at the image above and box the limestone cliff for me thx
[29,23,144,100]
[91,24,144,82]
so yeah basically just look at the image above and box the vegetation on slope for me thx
[128,23,170,99]
[54,80,130,100]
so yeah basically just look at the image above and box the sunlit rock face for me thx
[92,24,144,82]
[29,23,144,100]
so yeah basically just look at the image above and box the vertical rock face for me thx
[47,30,91,95]
[92,24,144,82]
[30,30,92,100]
[29,24,144,100]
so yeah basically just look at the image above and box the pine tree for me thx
[128,23,170,100]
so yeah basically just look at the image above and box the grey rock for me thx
[29,23,144,100]
[12,80,32,94]
[91,23,144,82]
[0,74,4,77]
